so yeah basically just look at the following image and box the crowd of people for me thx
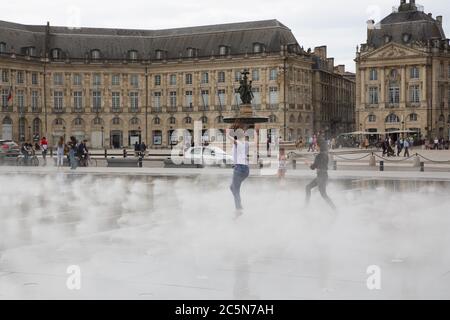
[19,136,90,169]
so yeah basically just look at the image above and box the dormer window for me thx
[22,46,37,56]
[402,33,411,43]
[186,47,198,58]
[91,49,101,60]
[219,45,229,56]
[155,50,165,60]
[253,43,263,53]
[384,35,391,44]
[0,42,6,54]
[51,48,62,60]
[128,50,138,60]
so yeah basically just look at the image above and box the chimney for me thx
[327,58,334,71]
[335,65,345,75]
[313,46,327,59]
[436,16,443,24]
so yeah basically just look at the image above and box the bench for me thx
[107,158,139,168]
[164,159,204,168]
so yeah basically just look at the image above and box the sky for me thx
[1,0,449,72]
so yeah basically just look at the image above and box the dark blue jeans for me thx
[230,165,250,210]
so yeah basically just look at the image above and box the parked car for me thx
[181,146,234,167]
[0,140,21,163]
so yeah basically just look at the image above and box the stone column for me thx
[380,68,386,105]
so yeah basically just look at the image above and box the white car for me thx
[182,146,233,167]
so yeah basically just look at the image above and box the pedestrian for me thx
[68,136,78,170]
[403,138,410,158]
[140,141,147,158]
[134,141,140,157]
[396,139,403,157]
[56,136,65,168]
[305,138,336,212]
[434,137,439,150]
[228,122,250,218]
[40,137,48,166]
[278,148,287,180]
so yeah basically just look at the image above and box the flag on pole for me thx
[7,86,12,103]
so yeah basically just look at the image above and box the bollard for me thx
[292,159,297,170]
[380,160,384,172]
[123,148,127,158]
[369,154,376,167]
[50,147,53,158]
[420,162,425,172]
[138,154,143,168]
[413,156,421,168]
[333,160,337,171]
[104,148,107,158]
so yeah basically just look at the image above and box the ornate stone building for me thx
[312,46,355,138]
[0,19,355,148]
[356,0,450,141]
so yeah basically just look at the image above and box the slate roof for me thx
[367,6,446,48]
[0,19,300,60]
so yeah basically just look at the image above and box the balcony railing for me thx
[231,105,240,111]
[151,107,162,114]
[252,104,262,111]
[385,103,400,108]
[182,106,193,112]
[72,107,84,113]
[53,108,66,114]
[167,106,178,113]
[111,107,122,113]
[1,106,13,112]
[214,106,225,112]
[31,107,42,113]
[130,108,140,113]
[92,107,102,113]
[199,106,210,112]
[406,103,420,108]
[266,104,279,110]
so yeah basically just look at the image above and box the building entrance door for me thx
[2,124,12,140]
[111,131,122,149]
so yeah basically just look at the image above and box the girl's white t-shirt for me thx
[232,140,249,165]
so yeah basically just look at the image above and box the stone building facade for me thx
[356,0,450,141]
[312,46,356,138]
[0,19,352,148]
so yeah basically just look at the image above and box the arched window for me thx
[169,117,176,125]
[298,115,303,123]
[184,117,192,124]
[93,117,103,126]
[54,118,64,126]
[153,117,161,125]
[409,113,418,122]
[73,118,84,126]
[216,116,224,123]
[386,114,400,123]
[91,49,101,60]
[439,114,445,122]
[269,115,277,123]
[305,115,311,123]
[200,116,208,124]
[112,117,121,125]
[130,117,140,125]
[253,43,262,53]
[368,114,376,122]
[289,115,296,123]
[2,117,12,125]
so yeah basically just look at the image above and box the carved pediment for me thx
[361,43,425,60]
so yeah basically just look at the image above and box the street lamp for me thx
[101,126,104,148]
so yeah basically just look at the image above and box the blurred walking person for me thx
[40,136,48,166]
[305,138,336,212]
[56,136,65,168]
[68,136,78,170]
[403,138,410,158]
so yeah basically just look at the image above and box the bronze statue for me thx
[237,69,254,104]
